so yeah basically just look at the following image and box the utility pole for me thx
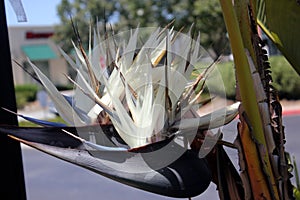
[0,0,27,199]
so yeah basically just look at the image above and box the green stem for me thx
[219,0,265,145]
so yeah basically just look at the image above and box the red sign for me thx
[26,31,54,39]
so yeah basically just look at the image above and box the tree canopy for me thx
[54,0,117,52]
[54,0,230,57]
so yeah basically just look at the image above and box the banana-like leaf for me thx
[257,0,300,75]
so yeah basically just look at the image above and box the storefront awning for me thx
[21,44,57,61]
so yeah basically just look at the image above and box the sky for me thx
[5,0,61,26]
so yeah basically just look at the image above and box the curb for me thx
[282,109,300,116]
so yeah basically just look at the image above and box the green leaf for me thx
[257,0,300,75]
[294,187,300,200]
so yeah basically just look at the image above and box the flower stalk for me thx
[219,0,280,198]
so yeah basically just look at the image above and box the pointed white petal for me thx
[28,59,83,126]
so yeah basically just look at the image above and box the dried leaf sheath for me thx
[248,4,295,199]
[236,111,273,199]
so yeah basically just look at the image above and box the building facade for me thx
[8,26,69,86]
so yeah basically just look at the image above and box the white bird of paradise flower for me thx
[0,23,240,198]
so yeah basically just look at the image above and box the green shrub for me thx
[214,61,236,99]
[202,55,300,100]
[199,61,236,100]
[15,84,39,109]
[15,93,28,109]
[14,84,74,109]
[18,116,66,127]
[55,84,74,91]
[269,56,300,99]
